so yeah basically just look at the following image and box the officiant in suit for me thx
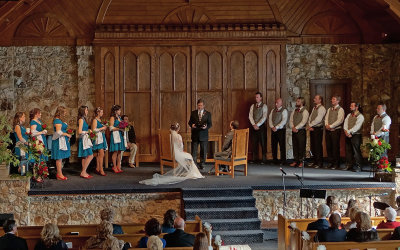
[188,99,212,170]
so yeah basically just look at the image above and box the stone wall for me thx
[254,188,395,223]
[285,44,400,158]
[0,179,181,226]
[0,46,95,161]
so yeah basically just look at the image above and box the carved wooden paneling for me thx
[97,44,281,162]
[158,47,191,136]
[99,47,119,118]
[192,47,225,136]
[120,47,154,161]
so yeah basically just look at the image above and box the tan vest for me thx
[348,112,362,134]
[253,103,264,124]
[373,113,387,132]
[309,105,324,127]
[293,107,306,129]
[271,108,286,127]
[328,106,342,128]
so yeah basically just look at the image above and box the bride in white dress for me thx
[139,123,204,186]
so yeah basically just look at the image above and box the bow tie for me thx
[331,107,336,111]
[275,108,281,112]
[296,108,300,112]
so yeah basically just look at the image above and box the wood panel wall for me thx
[96,44,282,162]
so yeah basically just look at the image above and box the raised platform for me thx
[28,163,394,195]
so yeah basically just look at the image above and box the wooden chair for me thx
[121,143,140,167]
[215,128,249,178]
[159,130,177,174]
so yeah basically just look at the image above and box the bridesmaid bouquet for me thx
[67,129,74,136]
[119,121,129,131]
[89,131,97,142]
[42,123,47,129]
[103,120,109,127]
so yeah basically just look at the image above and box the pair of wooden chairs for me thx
[158,129,249,178]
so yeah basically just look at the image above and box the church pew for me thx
[24,232,198,250]
[307,240,400,250]
[13,219,202,237]
[278,214,398,250]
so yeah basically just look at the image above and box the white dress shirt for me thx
[370,112,392,137]
[268,107,288,130]
[308,104,326,127]
[289,107,309,130]
[249,103,268,127]
[325,105,345,129]
[343,113,365,134]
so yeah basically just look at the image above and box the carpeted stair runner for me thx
[182,187,264,244]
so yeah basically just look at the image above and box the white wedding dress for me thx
[139,130,204,186]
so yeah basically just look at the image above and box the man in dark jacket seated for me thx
[315,213,347,242]
[0,219,28,250]
[121,115,138,168]
[164,217,195,247]
[307,204,330,230]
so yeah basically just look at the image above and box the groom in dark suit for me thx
[188,99,212,170]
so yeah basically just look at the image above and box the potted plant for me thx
[0,114,19,179]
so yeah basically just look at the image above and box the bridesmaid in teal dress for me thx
[109,105,125,173]
[13,112,29,175]
[29,108,48,162]
[91,107,108,176]
[51,106,71,180]
[77,106,94,179]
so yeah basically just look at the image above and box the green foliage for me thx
[0,115,19,166]
[364,137,392,172]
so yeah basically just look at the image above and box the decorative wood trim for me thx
[96,0,113,25]
[94,23,287,43]
[162,4,215,25]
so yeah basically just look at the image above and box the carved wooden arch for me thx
[96,0,112,24]
[301,10,362,36]
[162,4,215,25]
[14,12,75,38]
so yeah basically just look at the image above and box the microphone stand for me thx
[295,174,304,217]
[281,171,287,217]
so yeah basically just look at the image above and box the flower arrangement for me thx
[21,131,50,180]
[67,129,74,136]
[0,115,20,168]
[89,131,96,142]
[103,120,109,127]
[41,123,47,130]
[365,136,391,172]
[119,121,129,131]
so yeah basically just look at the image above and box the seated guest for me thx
[162,209,177,233]
[326,196,340,215]
[0,219,28,250]
[194,232,211,250]
[396,196,400,216]
[377,207,400,229]
[147,235,163,250]
[121,115,138,168]
[390,226,400,240]
[138,218,166,248]
[307,204,330,230]
[315,213,347,242]
[34,223,68,250]
[100,208,123,234]
[343,207,360,230]
[214,120,239,172]
[164,217,195,247]
[346,212,378,242]
[85,220,129,249]
[344,199,357,217]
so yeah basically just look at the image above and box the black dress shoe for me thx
[307,162,314,168]
[352,166,361,172]
[313,164,321,169]
[340,165,351,171]
[331,165,339,170]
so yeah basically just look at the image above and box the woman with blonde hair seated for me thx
[34,223,68,250]
[147,235,163,250]
[85,220,130,249]
[343,207,360,230]
[194,232,211,250]
[346,211,379,242]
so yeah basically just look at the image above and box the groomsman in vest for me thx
[249,92,268,164]
[325,95,345,169]
[188,99,212,170]
[343,102,364,172]
[268,98,288,165]
[289,97,309,167]
[371,104,391,156]
[307,95,326,169]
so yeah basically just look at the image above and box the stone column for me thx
[76,46,95,110]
